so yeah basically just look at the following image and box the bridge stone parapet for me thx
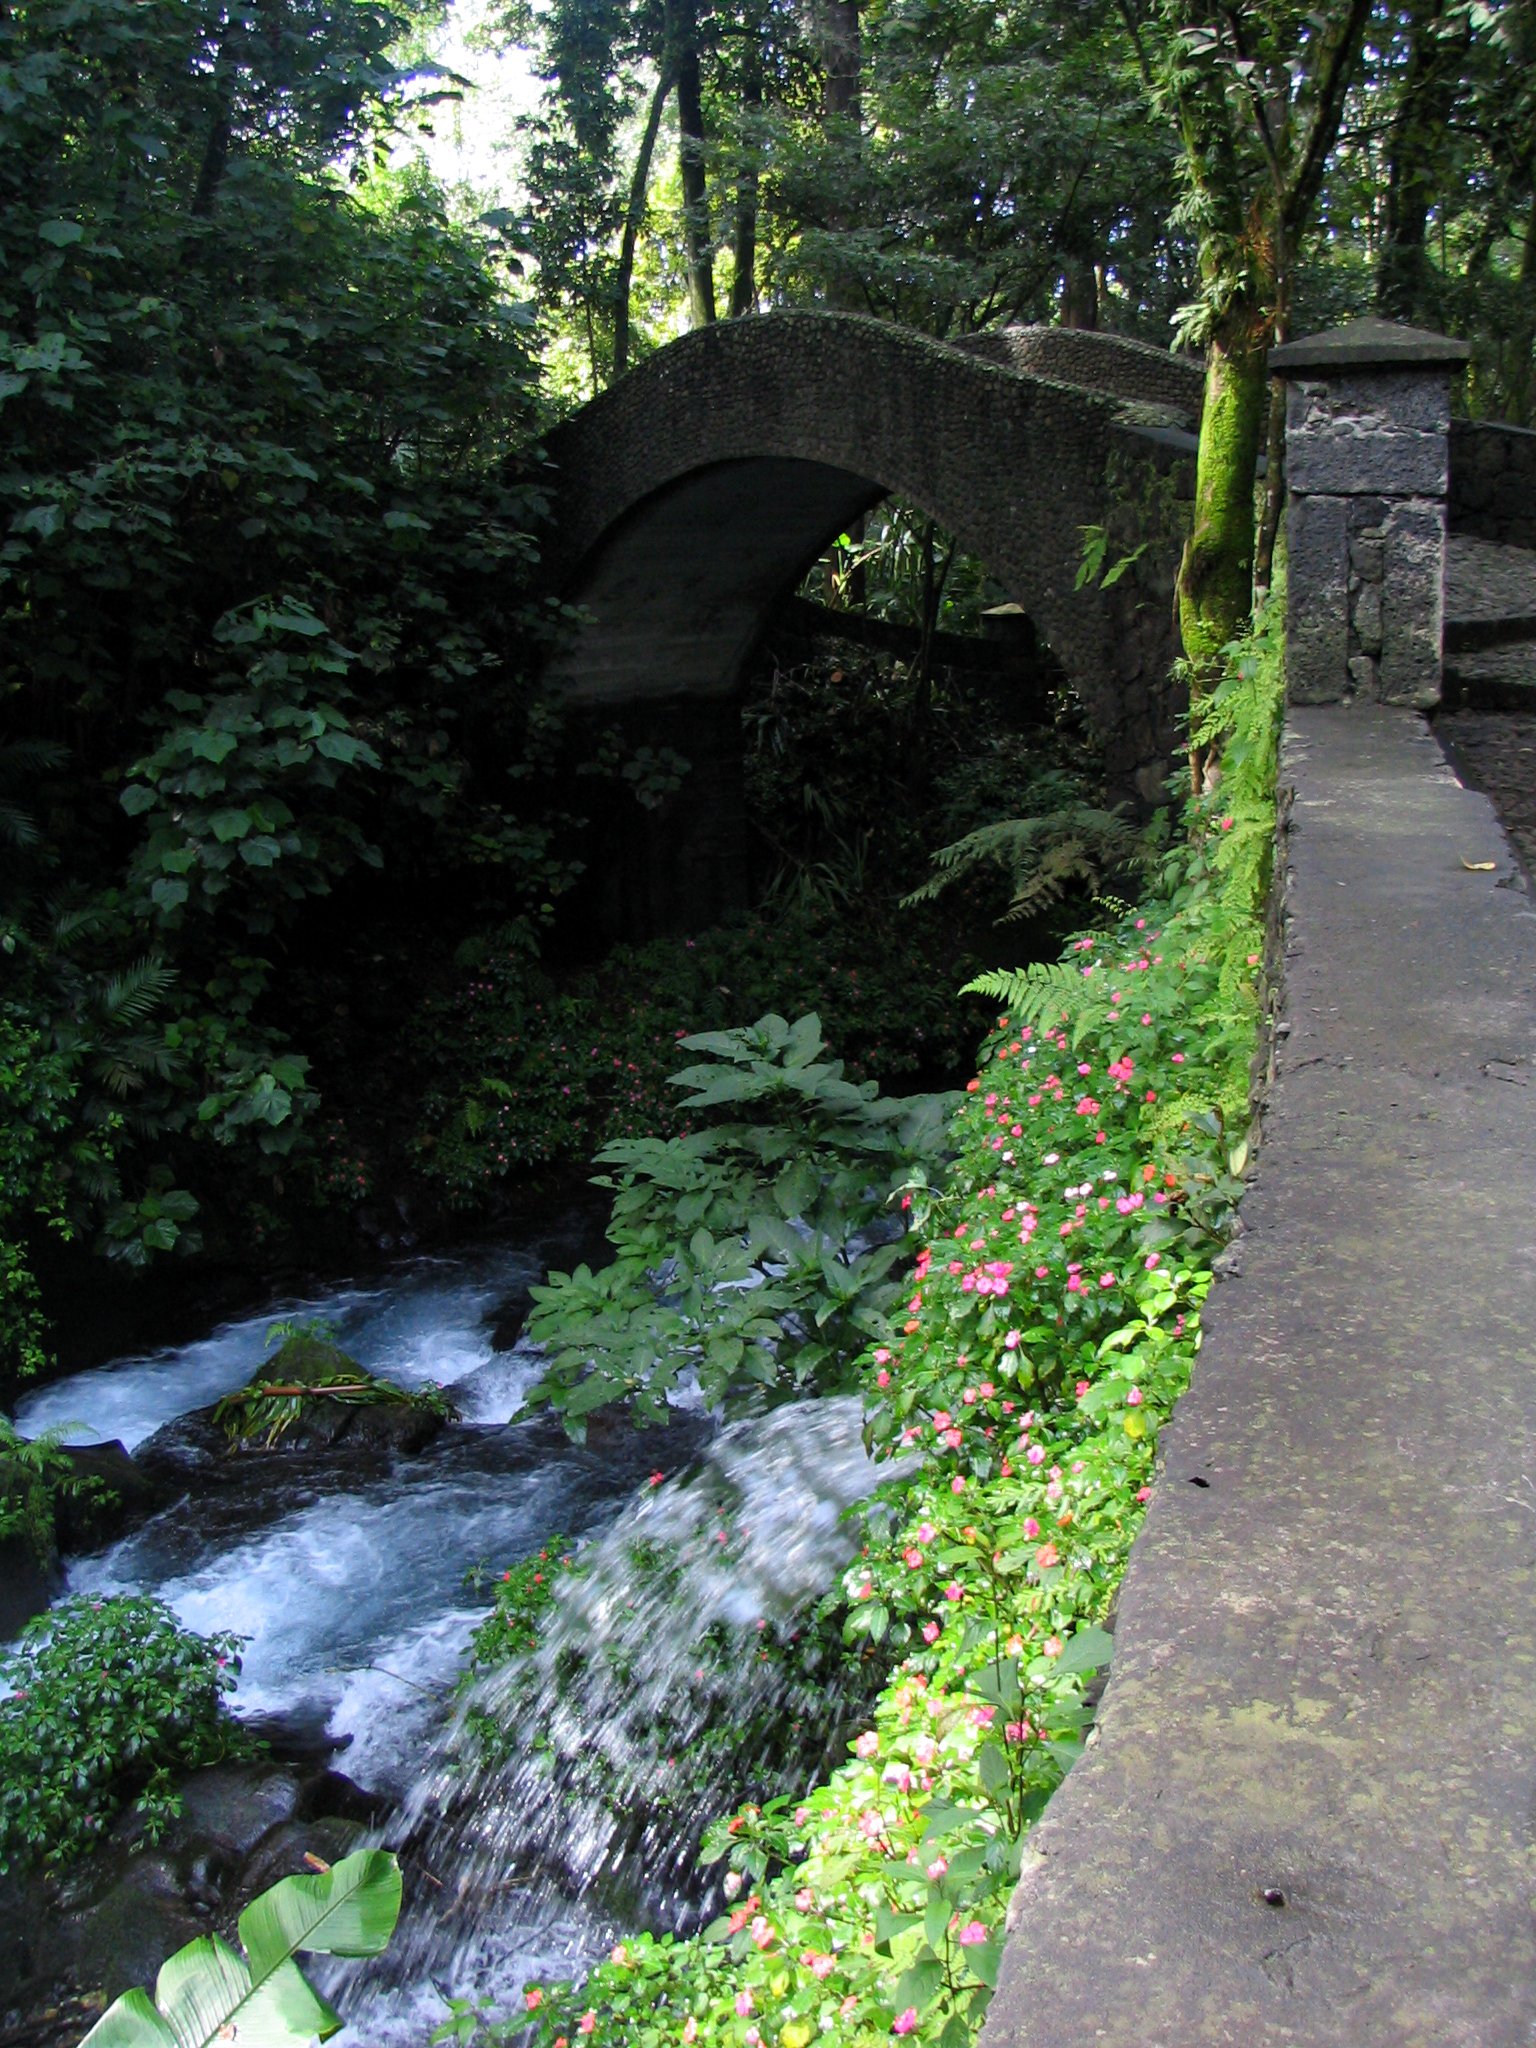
[950,325,1205,428]
[543,312,1195,805]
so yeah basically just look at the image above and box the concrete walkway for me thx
[981,705,1536,2047]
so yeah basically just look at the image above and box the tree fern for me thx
[903,803,1152,924]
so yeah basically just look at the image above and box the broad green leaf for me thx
[239,1849,403,1968]
[893,1955,944,2012]
[923,1889,952,1952]
[1054,1624,1115,1677]
[783,1012,824,1069]
[563,1372,623,1417]
[38,219,84,245]
[262,607,329,637]
[76,1989,176,2048]
[976,1739,1011,1796]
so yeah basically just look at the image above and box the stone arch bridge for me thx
[544,312,1201,806]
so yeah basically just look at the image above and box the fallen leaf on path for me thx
[1461,859,1498,871]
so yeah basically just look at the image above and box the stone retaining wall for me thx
[1449,418,1536,552]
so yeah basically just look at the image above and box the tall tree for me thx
[0,0,560,1375]
[671,0,719,324]
[1131,0,1371,764]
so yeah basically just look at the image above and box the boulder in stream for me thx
[1,1751,391,2024]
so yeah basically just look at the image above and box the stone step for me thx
[1444,637,1536,711]
[1444,608,1536,653]
[1441,528,1536,622]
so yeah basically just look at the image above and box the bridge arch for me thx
[544,312,1196,804]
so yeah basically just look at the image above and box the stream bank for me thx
[2,1233,890,2046]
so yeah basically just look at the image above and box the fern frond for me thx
[0,799,39,850]
[97,958,176,1028]
[960,960,1083,1024]
[50,900,112,945]
[904,805,1148,923]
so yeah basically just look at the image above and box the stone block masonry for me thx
[1272,318,1471,708]
[544,313,1196,809]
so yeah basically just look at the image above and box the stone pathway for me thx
[980,704,1536,2048]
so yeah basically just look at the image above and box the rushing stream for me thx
[12,1238,891,2038]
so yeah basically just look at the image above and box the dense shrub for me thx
[405,907,986,1205]
[0,1594,255,1872]
[522,1012,954,1432]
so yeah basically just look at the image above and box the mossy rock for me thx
[259,1332,362,1387]
[220,1336,450,1455]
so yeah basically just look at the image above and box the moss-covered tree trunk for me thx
[1179,316,1269,786]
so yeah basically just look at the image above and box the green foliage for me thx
[903,789,1154,925]
[0,0,570,1364]
[963,594,1285,1144]
[81,1847,403,2048]
[498,593,1283,2048]
[407,905,981,1204]
[0,1418,114,1563]
[523,1012,955,1433]
[212,1324,457,1449]
[0,1595,255,1873]
[464,1541,576,1670]
[1074,527,1151,592]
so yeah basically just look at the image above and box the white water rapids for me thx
[12,1243,892,2038]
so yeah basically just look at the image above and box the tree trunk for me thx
[191,30,235,218]
[1376,1,1464,322]
[729,39,762,318]
[1060,258,1098,329]
[1253,231,1291,604]
[672,0,716,329]
[1178,318,1269,785]
[1507,187,1536,426]
[614,70,672,378]
[814,0,862,307]
[817,0,861,122]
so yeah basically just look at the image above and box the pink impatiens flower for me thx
[893,2012,920,2037]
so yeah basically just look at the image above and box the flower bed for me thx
[473,615,1284,2048]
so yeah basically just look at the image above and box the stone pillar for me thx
[1269,317,1470,707]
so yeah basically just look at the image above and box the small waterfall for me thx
[10,1243,900,2042]
[342,1396,895,2039]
